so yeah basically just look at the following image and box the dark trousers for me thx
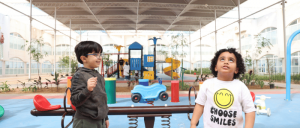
[73,117,106,128]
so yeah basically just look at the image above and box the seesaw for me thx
[31,87,198,128]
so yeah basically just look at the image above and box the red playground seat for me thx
[250,91,255,102]
[33,95,61,111]
[71,103,76,111]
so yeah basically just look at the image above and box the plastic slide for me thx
[163,58,180,79]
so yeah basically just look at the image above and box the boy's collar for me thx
[78,67,95,72]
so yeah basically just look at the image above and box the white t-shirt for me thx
[123,65,130,76]
[195,78,255,128]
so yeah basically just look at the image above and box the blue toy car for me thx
[131,79,168,103]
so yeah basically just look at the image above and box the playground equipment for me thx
[149,37,161,79]
[0,105,4,118]
[286,29,300,101]
[33,95,61,111]
[30,86,199,128]
[114,45,124,79]
[163,58,181,79]
[255,95,271,116]
[105,38,160,80]
[131,78,168,104]
[128,42,144,79]
[104,53,128,77]
[144,54,155,80]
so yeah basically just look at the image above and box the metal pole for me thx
[80,27,81,42]
[282,0,288,100]
[215,10,217,52]
[189,29,191,74]
[238,0,242,53]
[69,19,71,75]
[29,0,32,79]
[190,1,281,44]
[54,7,56,74]
[200,21,202,75]
[117,50,120,79]
[154,42,156,79]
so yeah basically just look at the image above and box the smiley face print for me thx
[214,89,234,109]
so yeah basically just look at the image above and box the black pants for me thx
[73,117,106,128]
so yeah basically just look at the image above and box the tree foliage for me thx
[22,37,48,76]
[59,56,78,74]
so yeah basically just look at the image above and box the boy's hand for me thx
[87,77,97,92]
[105,120,109,128]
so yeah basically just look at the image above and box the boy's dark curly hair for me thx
[210,48,245,79]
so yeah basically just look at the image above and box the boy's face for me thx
[215,52,238,76]
[81,51,102,69]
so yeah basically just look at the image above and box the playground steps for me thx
[107,63,119,77]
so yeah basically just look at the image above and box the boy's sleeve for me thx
[70,72,92,107]
[195,81,207,106]
[241,84,256,113]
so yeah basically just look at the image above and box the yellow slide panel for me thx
[163,58,180,79]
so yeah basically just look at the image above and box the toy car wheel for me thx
[267,108,271,117]
[256,107,260,115]
[159,92,168,101]
[131,94,141,103]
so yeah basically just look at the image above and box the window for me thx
[42,61,52,73]
[257,55,282,74]
[287,18,300,42]
[5,58,24,75]
[258,27,277,45]
[56,44,70,56]
[42,44,52,55]
[149,44,168,55]
[241,35,252,51]
[291,51,300,74]
[193,45,213,56]
[9,33,25,50]
[27,60,39,74]
[183,61,191,70]
[194,61,211,69]
[177,46,190,56]
[31,39,41,51]
[56,62,70,73]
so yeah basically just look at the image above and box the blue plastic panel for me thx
[130,58,141,70]
[139,79,149,82]
[129,42,143,50]
[144,55,154,67]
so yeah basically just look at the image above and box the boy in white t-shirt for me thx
[190,48,255,128]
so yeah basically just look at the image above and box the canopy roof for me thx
[27,0,246,32]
